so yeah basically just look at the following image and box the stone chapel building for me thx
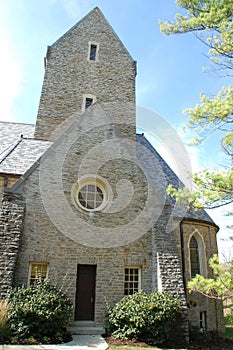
[0,7,224,339]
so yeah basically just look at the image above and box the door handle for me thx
[91,297,94,303]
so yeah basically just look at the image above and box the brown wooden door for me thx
[75,264,96,320]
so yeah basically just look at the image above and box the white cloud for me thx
[0,3,22,122]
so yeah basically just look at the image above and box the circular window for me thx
[72,176,110,212]
[78,184,104,210]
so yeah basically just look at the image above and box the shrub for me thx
[7,279,73,340]
[105,291,181,344]
[0,299,10,342]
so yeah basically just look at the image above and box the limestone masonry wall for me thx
[0,192,25,298]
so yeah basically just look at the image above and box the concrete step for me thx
[67,321,105,335]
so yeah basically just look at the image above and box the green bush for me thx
[105,291,181,344]
[7,279,73,340]
[225,312,233,325]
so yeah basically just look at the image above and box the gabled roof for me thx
[50,7,135,62]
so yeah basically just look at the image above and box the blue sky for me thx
[0,0,232,256]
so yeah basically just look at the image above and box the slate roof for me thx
[136,133,216,225]
[0,121,51,175]
[0,121,34,156]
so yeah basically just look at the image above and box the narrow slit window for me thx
[85,97,93,109]
[89,44,97,61]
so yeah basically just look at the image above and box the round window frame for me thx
[72,175,110,212]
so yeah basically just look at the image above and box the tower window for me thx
[89,44,97,61]
[82,94,96,112]
[85,97,93,109]
[88,42,99,61]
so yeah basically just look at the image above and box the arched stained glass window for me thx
[190,236,200,278]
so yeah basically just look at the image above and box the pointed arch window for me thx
[190,236,200,278]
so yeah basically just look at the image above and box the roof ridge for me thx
[0,121,35,126]
[0,135,24,164]
[21,137,51,142]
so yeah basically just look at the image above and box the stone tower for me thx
[34,7,137,141]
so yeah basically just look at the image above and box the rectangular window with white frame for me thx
[28,262,48,286]
[124,267,141,295]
